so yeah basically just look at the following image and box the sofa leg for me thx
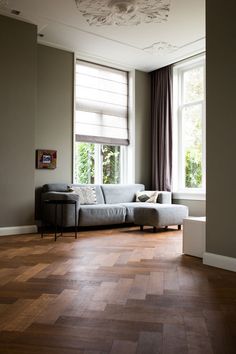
[178,225,181,230]
[153,226,157,233]
[140,225,144,231]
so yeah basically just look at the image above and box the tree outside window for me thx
[74,142,121,184]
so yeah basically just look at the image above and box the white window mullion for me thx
[120,146,124,184]
[202,100,206,192]
[180,70,184,191]
[94,144,102,184]
[178,105,184,191]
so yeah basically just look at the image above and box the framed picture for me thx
[36,149,57,169]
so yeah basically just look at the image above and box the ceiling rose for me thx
[75,0,171,26]
[144,41,178,55]
[0,0,8,8]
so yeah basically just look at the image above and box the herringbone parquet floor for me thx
[0,226,235,354]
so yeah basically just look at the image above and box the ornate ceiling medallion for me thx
[144,41,178,55]
[75,0,171,26]
[0,0,8,8]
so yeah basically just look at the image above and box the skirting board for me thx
[0,225,38,236]
[203,252,236,272]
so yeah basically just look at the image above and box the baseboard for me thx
[203,252,236,272]
[0,225,38,236]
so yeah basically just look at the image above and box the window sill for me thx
[172,192,206,201]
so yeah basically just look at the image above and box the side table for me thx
[183,216,206,258]
[41,199,78,241]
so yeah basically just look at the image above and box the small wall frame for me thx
[36,149,57,169]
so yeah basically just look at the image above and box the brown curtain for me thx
[151,65,173,191]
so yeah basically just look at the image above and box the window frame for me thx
[74,141,127,185]
[173,54,206,199]
[73,59,130,185]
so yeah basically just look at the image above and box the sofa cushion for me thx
[79,204,126,226]
[133,204,189,227]
[72,184,105,204]
[101,184,145,204]
[121,202,159,223]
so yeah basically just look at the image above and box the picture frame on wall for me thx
[36,149,57,169]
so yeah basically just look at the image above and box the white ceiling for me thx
[0,0,205,72]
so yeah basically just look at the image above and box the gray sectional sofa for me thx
[41,183,188,231]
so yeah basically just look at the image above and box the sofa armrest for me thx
[41,192,80,227]
[157,191,172,204]
[42,191,80,203]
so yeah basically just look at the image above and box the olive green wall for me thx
[35,45,74,189]
[35,45,74,219]
[206,0,236,257]
[0,15,37,227]
[134,70,151,188]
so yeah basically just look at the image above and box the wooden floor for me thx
[0,226,235,354]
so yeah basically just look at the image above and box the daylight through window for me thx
[74,61,128,184]
[173,55,205,193]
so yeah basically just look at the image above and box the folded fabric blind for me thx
[75,60,129,145]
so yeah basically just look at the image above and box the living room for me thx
[0,0,236,353]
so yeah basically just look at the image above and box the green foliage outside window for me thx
[102,145,120,184]
[74,142,120,184]
[185,150,202,188]
[182,65,204,189]
[74,142,95,184]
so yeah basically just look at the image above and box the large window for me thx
[74,61,128,184]
[173,55,205,194]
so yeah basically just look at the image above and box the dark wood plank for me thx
[0,227,235,353]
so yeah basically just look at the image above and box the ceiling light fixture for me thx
[75,0,171,26]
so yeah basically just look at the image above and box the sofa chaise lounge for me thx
[41,183,188,231]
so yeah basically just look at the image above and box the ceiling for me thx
[0,0,205,72]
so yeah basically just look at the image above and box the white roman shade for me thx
[75,60,129,145]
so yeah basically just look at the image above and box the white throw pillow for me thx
[72,186,97,205]
[136,191,159,203]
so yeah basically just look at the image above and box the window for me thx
[173,55,205,195]
[74,61,128,184]
[74,142,122,184]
